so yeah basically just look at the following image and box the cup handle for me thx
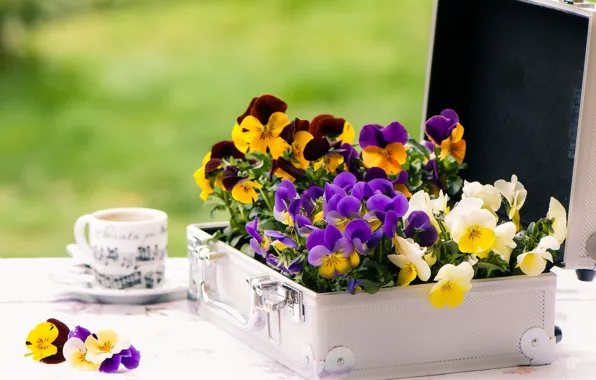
[74,214,93,259]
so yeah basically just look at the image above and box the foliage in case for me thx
[194,95,568,307]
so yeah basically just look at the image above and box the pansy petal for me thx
[62,338,85,362]
[308,245,331,266]
[120,345,140,370]
[358,124,384,149]
[333,171,357,191]
[324,224,343,249]
[306,228,326,251]
[383,121,409,145]
[364,167,388,182]
[337,196,361,218]
[388,193,409,217]
[369,178,397,197]
[345,219,372,243]
[332,238,355,258]
[366,194,392,213]
[425,115,451,146]
[99,354,122,373]
[518,253,547,277]
[383,211,399,238]
[351,182,373,200]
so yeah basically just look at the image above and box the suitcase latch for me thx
[246,276,305,344]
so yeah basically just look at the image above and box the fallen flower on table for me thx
[25,318,70,364]
[26,323,140,373]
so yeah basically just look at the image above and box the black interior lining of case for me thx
[426,0,588,226]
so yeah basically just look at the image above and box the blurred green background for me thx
[0,0,434,258]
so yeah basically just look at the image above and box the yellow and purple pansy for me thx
[365,192,409,238]
[344,219,373,267]
[359,121,409,175]
[403,210,438,247]
[266,255,303,275]
[246,217,271,258]
[274,180,301,226]
[307,224,353,279]
[425,109,466,165]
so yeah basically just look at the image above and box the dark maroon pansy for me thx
[309,114,345,139]
[222,175,244,191]
[38,318,70,364]
[274,158,306,181]
[211,140,245,160]
[303,137,330,161]
[279,118,310,144]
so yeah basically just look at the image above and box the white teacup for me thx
[74,208,168,290]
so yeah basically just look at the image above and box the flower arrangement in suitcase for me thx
[194,95,568,308]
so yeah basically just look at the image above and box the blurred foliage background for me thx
[0,0,434,258]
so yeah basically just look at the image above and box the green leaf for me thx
[230,234,243,248]
[446,175,463,196]
[476,251,509,278]
[358,279,382,294]
[239,243,255,258]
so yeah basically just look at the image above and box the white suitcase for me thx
[187,0,596,378]
[187,223,556,380]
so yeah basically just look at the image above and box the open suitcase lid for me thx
[423,0,596,271]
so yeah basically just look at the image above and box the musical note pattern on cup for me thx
[90,245,168,289]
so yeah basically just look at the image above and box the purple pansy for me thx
[266,255,303,274]
[351,178,397,201]
[325,195,362,229]
[301,185,324,217]
[246,217,270,258]
[359,122,408,149]
[393,170,408,186]
[344,219,373,267]
[68,326,93,341]
[323,183,347,217]
[99,345,141,373]
[341,143,363,180]
[403,211,438,247]
[366,193,409,238]
[422,140,435,153]
[333,171,357,193]
[274,180,302,225]
[425,109,459,146]
[307,225,354,279]
[264,230,298,249]
[347,278,362,294]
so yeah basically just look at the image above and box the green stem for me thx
[24,352,33,358]
[260,188,274,212]
[376,242,383,264]
[437,219,449,241]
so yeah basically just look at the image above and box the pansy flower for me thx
[364,166,411,198]
[273,180,301,225]
[307,225,353,279]
[347,278,362,294]
[305,140,345,173]
[341,143,363,180]
[271,157,307,182]
[309,114,354,144]
[517,236,560,277]
[300,185,324,219]
[63,327,100,371]
[388,236,431,286]
[365,193,408,238]
[266,255,303,275]
[25,318,70,364]
[425,109,466,164]
[232,95,290,158]
[264,230,298,250]
[393,170,412,198]
[223,176,263,204]
[359,121,408,175]
[344,219,373,267]
[325,195,363,232]
[246,217,270,258]
[462,180,501,214]
[487,222,517,261]
[403,210,438,247]
[205,140,245,174]
[278,118,314,170]
[447,198,497,254]
[430,262,474,308]
[547,197,567,244]
[194,152,215,201]
[494,175,527,231]
[84,329,130,366]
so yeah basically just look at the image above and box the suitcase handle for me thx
[194,244,267,332]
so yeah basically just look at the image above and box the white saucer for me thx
[53,245,188,305]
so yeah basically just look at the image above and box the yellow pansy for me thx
[194,152,214,201]
[231,180,263,204]
[547,197,568,244]
[274,168,296,182]
[517,236,560,277]
[337,121,355,144]
[239,113,290,158]
[448,198,497,254]
[313,153,344,173]
[430,262,474,308]
[25,322,59,361]
[291,131,314,169]
[388,237,431,286]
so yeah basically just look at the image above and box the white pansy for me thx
[430,190,450,215]
[547,197,568,244]
[388,237,431,286]
[494,175,527,220]
[488,222,517,262]
[462,181,501,213]
[517,236,560,277]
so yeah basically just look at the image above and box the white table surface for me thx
[2,258,596,379]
